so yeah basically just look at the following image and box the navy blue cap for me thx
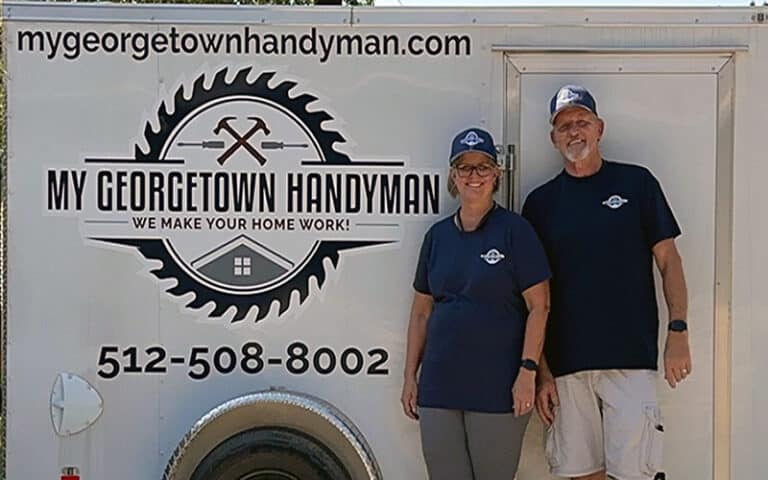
[449,128,497,165]
[549,85,598,124]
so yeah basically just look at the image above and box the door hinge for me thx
[495,144,517,209]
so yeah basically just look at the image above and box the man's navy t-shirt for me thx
[522,161,680,377]
[413,206,551,413]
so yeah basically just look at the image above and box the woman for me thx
[401,127,551,480]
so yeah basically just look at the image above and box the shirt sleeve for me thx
[412,228,433,295]
[641,170,681,248]
[521,195,538,230]
[511,217,552,292]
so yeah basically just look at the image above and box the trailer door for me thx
[503,51,735,480]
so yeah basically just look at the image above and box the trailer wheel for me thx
[190,427,350,480]
[162,390,381,480]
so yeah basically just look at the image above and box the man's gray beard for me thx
[564,144,591,163]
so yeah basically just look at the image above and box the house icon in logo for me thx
[191,235,295,287]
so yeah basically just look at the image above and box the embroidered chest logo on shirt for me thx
[602,194,629,210]
[480,248,505,265]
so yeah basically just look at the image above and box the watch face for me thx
[669,320,688,332]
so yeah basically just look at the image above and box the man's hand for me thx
[664,331,692,388]
[535,372,559,426]
[400,377,419,420]
[512,369,536,417]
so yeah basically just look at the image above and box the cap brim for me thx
[450,149,497,165]
[549,104,595,124]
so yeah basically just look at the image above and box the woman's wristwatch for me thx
[520,358,538,371]
[668,319,688,332]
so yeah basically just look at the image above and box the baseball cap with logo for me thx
[449,127,497,165]
[549,85,598,124]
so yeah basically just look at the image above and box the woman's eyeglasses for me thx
[454,164,496,178]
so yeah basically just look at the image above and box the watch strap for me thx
[520,358,538,371]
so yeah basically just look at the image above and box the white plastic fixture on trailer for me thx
[3,2,768,479]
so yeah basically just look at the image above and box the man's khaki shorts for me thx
[544,370,664,480]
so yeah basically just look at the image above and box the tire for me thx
[190,427,352,480]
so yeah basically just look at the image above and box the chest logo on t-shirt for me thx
[480,248,505,265]
[602,194,629,210]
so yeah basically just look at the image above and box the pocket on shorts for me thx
[640,403,664,475]
[544,421,561,469]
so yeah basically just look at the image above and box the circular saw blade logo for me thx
[89,67,399,323]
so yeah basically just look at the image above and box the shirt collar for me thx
[454,202,498,232]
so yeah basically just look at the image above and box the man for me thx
[521,85,692,480]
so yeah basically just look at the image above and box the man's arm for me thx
[535,354,559,425]
[653,238,692,388]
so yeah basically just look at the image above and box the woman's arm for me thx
[512,280,550,417]
[401,291,434,419]
[521,280,550,364]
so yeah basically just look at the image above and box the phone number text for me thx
[96,342,390,380]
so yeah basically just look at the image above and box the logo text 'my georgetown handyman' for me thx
[45,68,441,322]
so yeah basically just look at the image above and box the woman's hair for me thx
[447,157,502,198]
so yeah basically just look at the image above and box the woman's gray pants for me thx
[419,407,531,480]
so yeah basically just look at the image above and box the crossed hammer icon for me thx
[213,116,271,165]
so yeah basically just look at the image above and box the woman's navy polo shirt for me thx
[413,206,551,413]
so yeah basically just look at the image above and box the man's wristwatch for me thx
[521,358,538,371]
[668,319,688,332]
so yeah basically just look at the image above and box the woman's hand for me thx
[401,376,419,420]
[512,369,536,417]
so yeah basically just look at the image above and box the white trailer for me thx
[3,2,768,479]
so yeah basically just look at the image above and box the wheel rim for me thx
[239,470,300,480]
